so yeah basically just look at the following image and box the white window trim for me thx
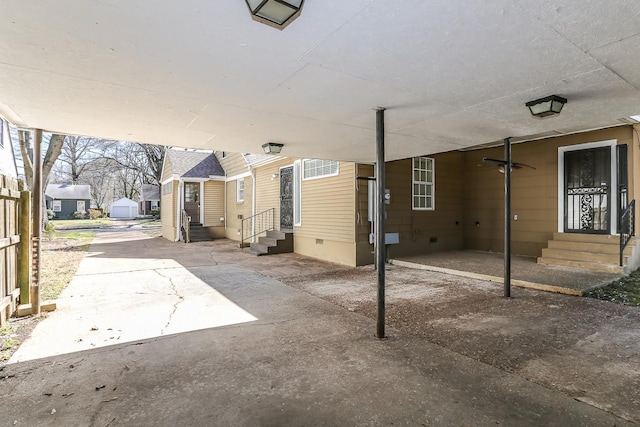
[412,156,435,211]
[236,178,244,202]
[77,200,86,212]
[557,139,617,234]
[52,200,62,212]
[302,159,339,181]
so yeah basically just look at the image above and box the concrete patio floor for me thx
[0,233,634,426]
[393,250,621,295]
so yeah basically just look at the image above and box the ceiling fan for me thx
[481,157,536,173]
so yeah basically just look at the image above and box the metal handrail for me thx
[619,199,635,266]
[181,209,191,243]
[240,208,275,249]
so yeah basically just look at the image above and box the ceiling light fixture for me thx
[245,0,304,30]
[526,95,567,118]
[262,142,284,154]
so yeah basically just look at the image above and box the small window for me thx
[150,201,159,210]
[294,160,302,226]
[412,157,435,210]
[184,183,199,202]
[162,182,172,195]
[77,200,86,212]
[302,159,339,180]
[237,178,244,202]
[52,200,61,212]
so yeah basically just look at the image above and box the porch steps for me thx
[538,233,635,274]
[187,223,211,243]
[247,230,293,256]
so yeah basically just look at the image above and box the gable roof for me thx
[140,184,160,201]
[45,184,91,200]
[242,153,284,167]
[166,150,225,178]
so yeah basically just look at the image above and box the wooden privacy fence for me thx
[0,174,24,326]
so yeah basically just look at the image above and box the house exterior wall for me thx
[383,151,465,259]
[48,199,91,219]
[161,180,178,241]
[462,126,633,257]
[216,152,248,177]
[203,180,225,238]
[254,158,294,233]
[224,176,253,240]
[631,124,640,234]
[294,161,358,266]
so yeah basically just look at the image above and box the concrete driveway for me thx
[0,231,631,426]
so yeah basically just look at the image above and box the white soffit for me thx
[0,1,639,162]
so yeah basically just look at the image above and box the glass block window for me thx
[302,159,339,180]
[412,157,435,210]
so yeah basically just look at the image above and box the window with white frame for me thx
[237,178,244,202]
[162,182,172,195]
[302,159,339,180]
[412,157,435,210]
[52,200,61,212]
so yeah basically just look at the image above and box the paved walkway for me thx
[394,250,620,295]
[0,232,631,426]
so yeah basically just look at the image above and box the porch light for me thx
[526,95,567,118]
[246,0,304,30]
[262,142,284,154]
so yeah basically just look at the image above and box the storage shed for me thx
[109,198,138,218]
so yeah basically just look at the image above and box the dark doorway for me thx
[280,166,294,231]
[564,147,610,234]
[184,183,200,224]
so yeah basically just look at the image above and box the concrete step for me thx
[537,257,624,274]
[247,231,293,256]
[541,248,620,265]
[552,232,633,245]
[547,240,632,255]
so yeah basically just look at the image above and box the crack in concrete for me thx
[154,270,184,335]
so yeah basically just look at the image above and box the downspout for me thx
[251,167,256,242]
[175,179,182,241]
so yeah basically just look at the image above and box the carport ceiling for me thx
[1,1,640,162]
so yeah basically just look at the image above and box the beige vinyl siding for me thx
[224,176,253,241]
[161,158,173,182]
[462,126,633,256]
[161,180,179,241]
[217,152,248,177]
[385,152,464,258]
[255,158,293,231]
[296,162,356,243]
[630,124,640,234]
[203,181,224,227]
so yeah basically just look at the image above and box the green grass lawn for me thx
[585,270,640,306]
[50,218,114,230]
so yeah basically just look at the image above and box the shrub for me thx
[45,221,56,239]
[72,210,86,219]
[46,209,55,220]
[88,209,102,220]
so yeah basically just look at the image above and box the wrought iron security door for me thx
[564,147,610,233]
[280,166,294,230]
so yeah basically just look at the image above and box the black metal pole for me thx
[375,107,386,338]
[504,137,512,298]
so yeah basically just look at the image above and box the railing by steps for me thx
[240,208,275,249]
[619,199,635,266]
[181,209,191,243]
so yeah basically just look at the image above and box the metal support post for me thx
[504,137,512,298]
[375,107,386,338]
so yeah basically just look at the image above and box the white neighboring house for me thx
[109,198,139,219]
[0,117,18,178]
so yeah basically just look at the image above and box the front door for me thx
[564,147,610,233]
[280,166,294,231]
[184,183,200,224]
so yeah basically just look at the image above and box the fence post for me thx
[18,189,32,304]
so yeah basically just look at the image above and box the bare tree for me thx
[18,133,65,189]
